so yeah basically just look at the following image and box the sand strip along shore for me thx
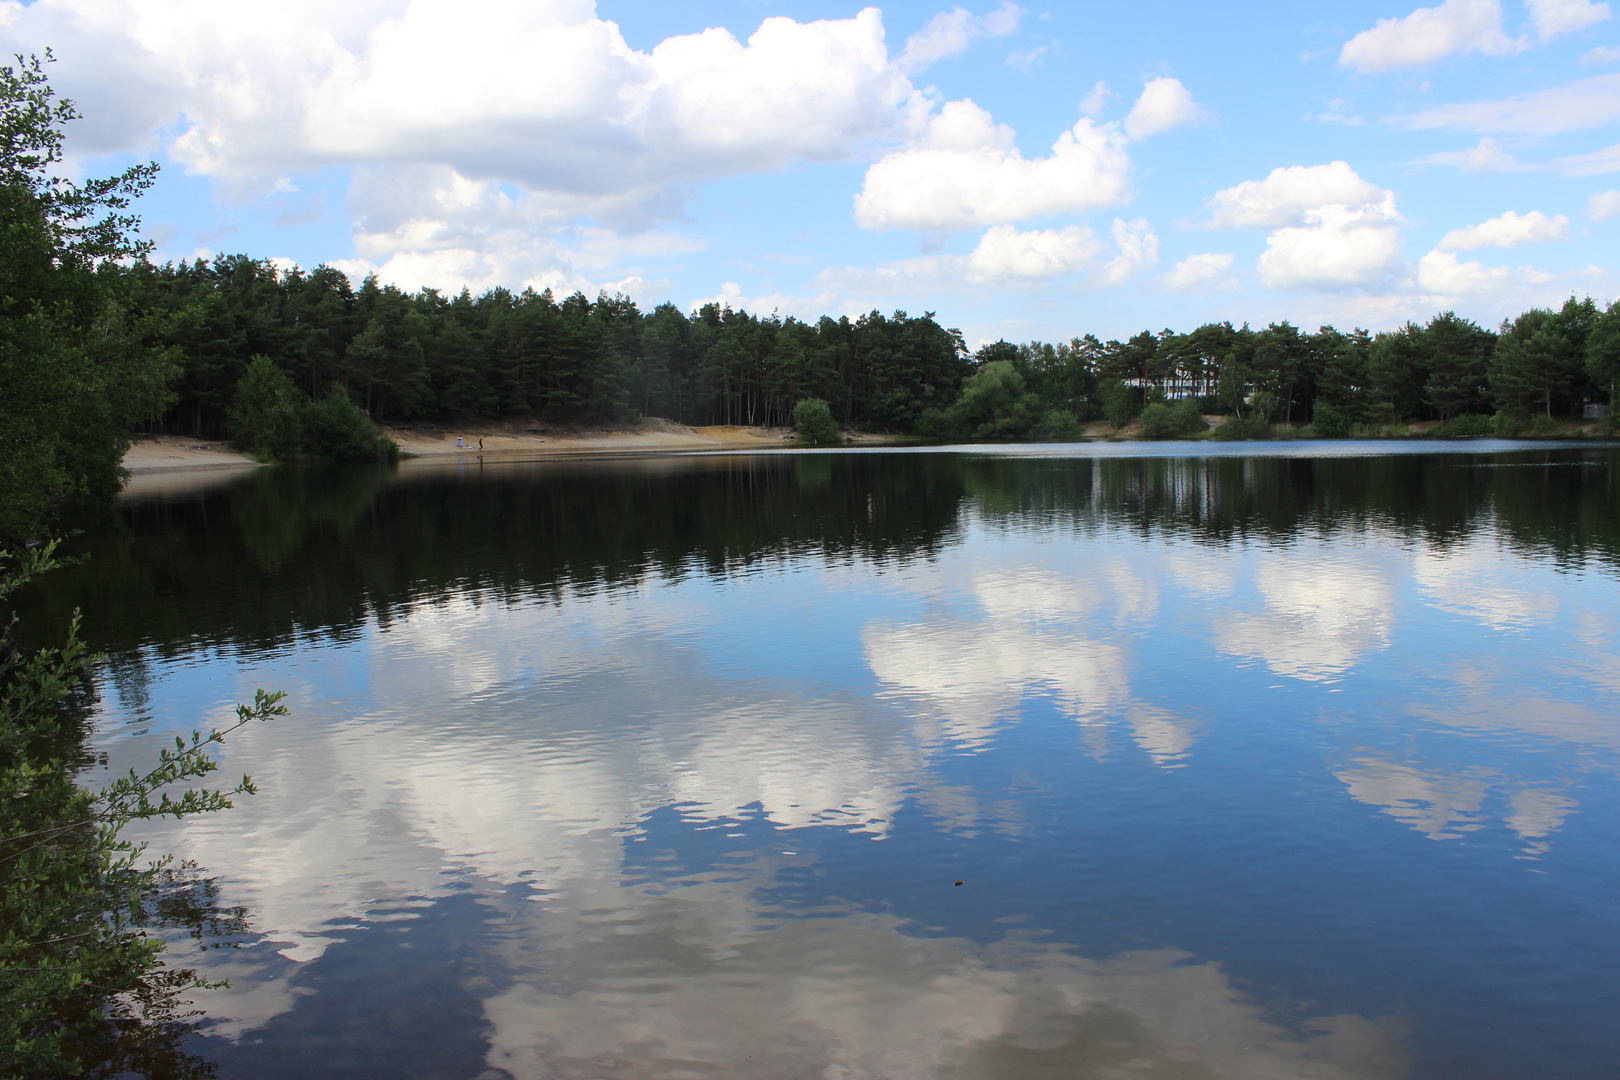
[120,420,901,479]
[123,434,264,472]
[384,417,804,457]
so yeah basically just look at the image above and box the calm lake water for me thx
[30,441,1620,1079]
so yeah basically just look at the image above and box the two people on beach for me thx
[456,436,484,450]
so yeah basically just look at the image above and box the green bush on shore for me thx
[229,369,397,462]
[1139,398,1206,439]
[1213,415,1271,440]
[1432,413,1494,438]
[793,398,841,446]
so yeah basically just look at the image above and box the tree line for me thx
[124,256,1620,451]
[129,257,973,440]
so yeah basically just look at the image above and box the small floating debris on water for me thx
[954,880,964,886]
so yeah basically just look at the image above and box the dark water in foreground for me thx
[30,442,1620,1079]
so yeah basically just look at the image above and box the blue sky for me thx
[4,0,1618,344]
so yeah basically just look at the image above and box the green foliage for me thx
[1311,401,1352,436]
[1431,413,1494,438]
[0,53,158,263]
[0,58,176,542]
[1138,398,1206,439]
[1585,299,1620,404]
[1423,311,1494,420]
[0,60,293,1074]
[1490,299,1594,419]
[1212,415,1270,440]
[302,385,388,461]
[929,361,1044,439]
[2,544,286,1076]
[1366,324,1428,422]
[792,398,841,446]
[1034,408,1084,441]
[1525,413,1559,436]
[1099,379,1139,427]
[1138,403,1174,438]
[228,356,306,459]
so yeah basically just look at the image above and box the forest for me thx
[130,255,1620,450]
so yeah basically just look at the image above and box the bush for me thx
[1213,415,1270,440]
[1312,402,1351,437]
[1138,403,1175,438]
[1433,413,1493,438]
[1099,379,1139,428]
[793,398,841,446]
[1492,410,1524,437]
[1035,408,1084,441]
[1137,398,1204,439]
[228,356,306,460]
[1525,413,1558,436]
[913,406,951,440]
[303,385,387,460]
[869,388,919,430]
[948,362,1039,439]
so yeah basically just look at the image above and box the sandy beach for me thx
[383,416,805,457]
[123,434,264,472]
[119,419,908,481]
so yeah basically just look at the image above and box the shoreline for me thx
[119,420,906,477]
[122,418,1617,480]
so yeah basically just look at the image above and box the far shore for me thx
[119,419,882,477]
[122,413,1614,483]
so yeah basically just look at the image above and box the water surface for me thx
[33,443,1620,1079]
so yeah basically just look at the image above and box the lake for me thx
[31,441,1620,1079]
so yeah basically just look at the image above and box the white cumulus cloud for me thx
[1415,250,1559,295]
[1436,209,1570,250]
[810,217,1156,297]
[854,99,1132,231]
[1339,0,1522,72]
[1258,205,1407,291]
[1123,77,1205,139]
[1205,163,1404,292]
[1098,217,1160,285]
[0,1,922,214]
[1160,252,1236,291]
[896,2,1022,75]
[0,0,961,295]
[965,223,1103,281]
[1205,161,1388,230]
[1590,189,1620,217]
[1416,250,1518,293]
[1526,0,1610,40]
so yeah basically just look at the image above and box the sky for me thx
[3,0,1619,345]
